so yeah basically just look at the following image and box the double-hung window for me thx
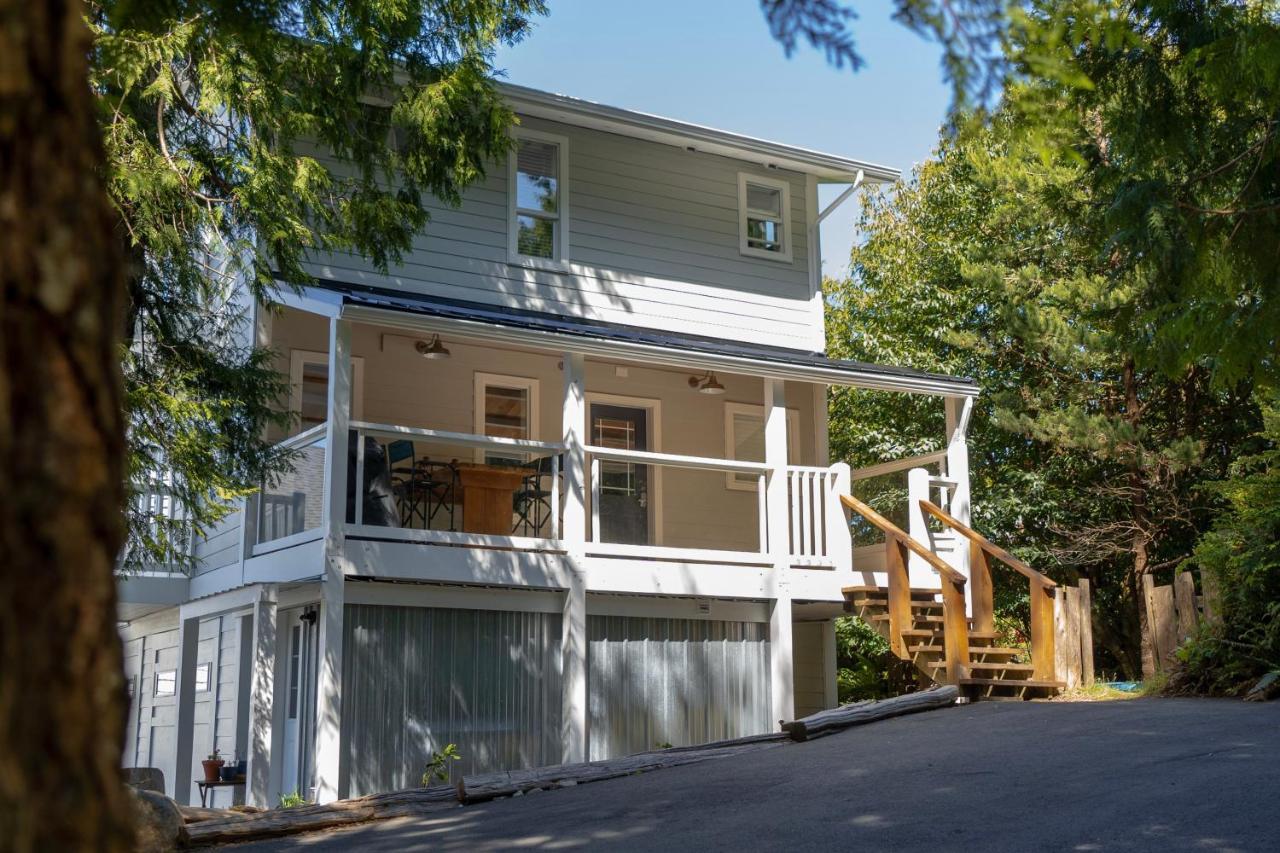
[738,173,792,262]
[724,403,801,490]
[474,373,540,465]
[509,130,569,266]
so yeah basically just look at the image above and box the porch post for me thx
[314,317,351,803]
[560,352,588,763]
[822,619,839,710]
[172,614,201,804]
[945,395,974,611]
[764,378,795,725]
[244,587,277,807]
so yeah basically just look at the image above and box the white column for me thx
[907,466,934,588]
[245,588,277,807]
[172,614,201,804]
[822,619,839,710]
[764,378,795,725]
[314,318,351,803]
[560,352,588,763]
[945,395,974,610]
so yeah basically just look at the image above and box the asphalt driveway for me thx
[225,698,1278,852]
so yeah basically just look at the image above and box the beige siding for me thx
[270,309,821,552]
[300,114,817,351]
[792,621,829,718]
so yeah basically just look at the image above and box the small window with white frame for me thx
[508,130,569,266]
[288,350,364,433]
[724,402,801,490]
[194,662,212,693]
[474,372,540,464]
[154,669,177,697]
[738,173,792,262]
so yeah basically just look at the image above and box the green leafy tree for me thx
[89,0,545,569]
[830,106,1258,677]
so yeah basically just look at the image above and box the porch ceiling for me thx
[280,281,979,398]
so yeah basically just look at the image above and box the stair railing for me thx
[918,500,1057,682]
[840,494,970,684]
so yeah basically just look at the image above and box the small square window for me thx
[738,174,793,262]
[195,662,212,693]
[154,669,177,697]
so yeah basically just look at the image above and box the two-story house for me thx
[116,84,981,808]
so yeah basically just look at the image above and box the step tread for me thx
[930,661,1037,672]
[843,586,942,599]
[900,629,1001,639]
[909,646,1023,656]
[960,678,1065,688]
[849,598,942,610]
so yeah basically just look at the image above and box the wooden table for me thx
[196,778,244,807]
[455,463,527,535]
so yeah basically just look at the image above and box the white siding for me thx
[300,115,816,350]
[121,611,181,798]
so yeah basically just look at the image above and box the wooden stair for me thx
[844,585,1064,700]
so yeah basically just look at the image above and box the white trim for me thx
[473,371,542,462]
[338,303,981,398]
[499,82,900,184]
[738,173,793,263]
[582,542,771,566]
[250,528,324,558]
[724,402,800,491]
[288,349,364,427]
[507,127,570,270]
[585,392,663,548]
[344,524,563,553]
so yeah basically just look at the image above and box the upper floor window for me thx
[288,350,364,434]
[738,174,792,263]
[724,402,800,490]
[508,130,569,267]
[474,372,540,464]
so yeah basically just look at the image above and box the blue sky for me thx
[495,0,951,277]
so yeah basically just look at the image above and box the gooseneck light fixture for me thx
[415,334,451,360]
[688,371,725,395]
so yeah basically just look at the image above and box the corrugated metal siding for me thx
[340,604,563,798]
[587,616,771,760]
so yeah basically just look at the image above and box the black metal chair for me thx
[386,440,423,528]
[514,454,560,537]
[416,460,459,531]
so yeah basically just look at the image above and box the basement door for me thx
[279,608,319,802]
[590,402,652,546]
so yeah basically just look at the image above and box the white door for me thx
[279,608,319,801]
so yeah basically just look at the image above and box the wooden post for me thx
[1151,583,1179,665]
[1200,569,1220,623]
[1174,572,1198,640]
[940,577,970,684]
[1141,573,1160,670]
[885,538,911,660]
[1030,582,1056,682]
[969,540,994,634]
[1078,578,1094,686]
[1062,587,1082,690]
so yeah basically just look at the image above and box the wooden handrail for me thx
[918,500,1056,589]
[840,494,966,586]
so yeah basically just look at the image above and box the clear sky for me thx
[494,0,951,278]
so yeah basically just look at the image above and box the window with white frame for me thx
[194,662,212,693]
[738,173,792,262]
[508,130,569,265]
[724,402,801,490]
[288,350,364,433]
[474,373,540,464]
[154,669,177,697]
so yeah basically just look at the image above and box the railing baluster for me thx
[590,456,601,544]
[551,453,561,541]
[354,429,366,527]
[799,472,811,557]
[757,473,768,553]
[790,472,801,556]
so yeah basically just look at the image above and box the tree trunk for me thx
[0,2,134,850]
[1122,357,1157,680]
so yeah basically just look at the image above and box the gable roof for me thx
[499,83,900,184]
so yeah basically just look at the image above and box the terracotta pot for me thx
[201,759,224,783]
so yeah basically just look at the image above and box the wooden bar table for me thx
[455,463,527,535]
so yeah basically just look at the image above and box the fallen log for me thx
[183,786,458,846]
[779,685,959,742]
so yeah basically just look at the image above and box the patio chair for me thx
[514,454,560,537]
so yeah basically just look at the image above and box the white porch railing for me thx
[785,465,851,568]
[585,444,772,565]
[129,478,194,573]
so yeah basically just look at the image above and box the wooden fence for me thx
[1053,579,1094,689]
[1143,570,1218,671]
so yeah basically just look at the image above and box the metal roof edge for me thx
[498,82,901,184]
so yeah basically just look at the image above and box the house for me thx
[116,83,985,808]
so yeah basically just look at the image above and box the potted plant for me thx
[201,749,225,783]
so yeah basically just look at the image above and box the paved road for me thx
[232,699,1278,852]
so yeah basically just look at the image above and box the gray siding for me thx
[302,114,816,350]
[339,604,563,798]
[587,615,771,760]
[122,613,181,797]
[193,506,243,575]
